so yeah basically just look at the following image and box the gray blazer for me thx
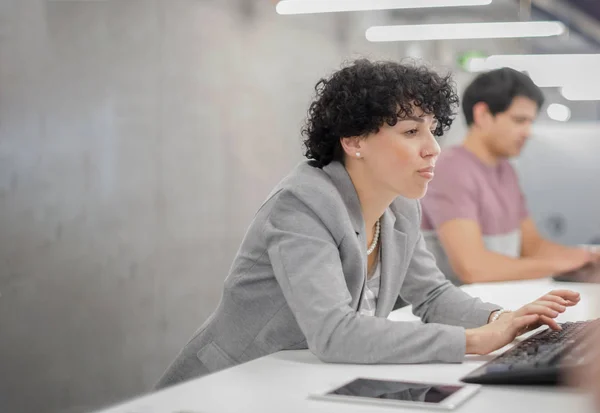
[156,161,500,389]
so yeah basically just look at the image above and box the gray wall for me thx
[517,123,600,245]
[0,1,411,412]
[1,2,598,413]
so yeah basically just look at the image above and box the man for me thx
[420,68,596,285]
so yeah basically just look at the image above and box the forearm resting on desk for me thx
[465,329,482,355]
[520,218,598,263]
[524,237,581,259]
[452,250,557,284]
[438,219,559,283]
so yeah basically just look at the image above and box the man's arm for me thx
[520,217,590,259]
[437,219,561,284]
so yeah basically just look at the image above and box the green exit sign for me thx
[457,51,487,71]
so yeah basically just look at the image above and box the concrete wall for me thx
[0,1,597,413]
[0,1,412,412]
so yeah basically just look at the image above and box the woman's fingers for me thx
[544,290,581,304]
[513,314,540,331]
[512,290,579,332]
[532,300,566,313]
[538,315,562,331]
[538,294,570,306]
[521,304,561,319]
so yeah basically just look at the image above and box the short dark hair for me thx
[302,59,459,168]
[462,67,545,126]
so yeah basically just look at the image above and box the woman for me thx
[157,59,580,388]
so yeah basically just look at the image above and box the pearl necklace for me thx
[367,219,380,256]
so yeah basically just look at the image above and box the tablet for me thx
[311,378,481,410]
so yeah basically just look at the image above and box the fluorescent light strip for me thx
[276,0,491,15]
[366,21,565,42]
[469,54,600,71]
[562,84,600,101]
[467,54,600,88]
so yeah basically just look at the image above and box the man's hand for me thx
[587,246,600,263]
[466,290,580,355]
[548,249,595,274]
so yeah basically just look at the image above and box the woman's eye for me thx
[404,129,418,136]
[430,129,437,135]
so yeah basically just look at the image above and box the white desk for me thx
[95,279,600,413]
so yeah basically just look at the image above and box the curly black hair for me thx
[302,59,459,168]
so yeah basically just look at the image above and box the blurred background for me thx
[0,1,599,412]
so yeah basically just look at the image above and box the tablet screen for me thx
[326,378,464,404]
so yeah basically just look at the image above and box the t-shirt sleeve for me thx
[421,157,480,229]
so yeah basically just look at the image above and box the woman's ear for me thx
[340,136,364,159]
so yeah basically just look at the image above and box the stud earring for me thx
[356,152,361,158]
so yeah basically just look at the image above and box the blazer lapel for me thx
[321,161,410,314]
[321,161,364,237]
[321,161,368,308]
[375,208,408,317]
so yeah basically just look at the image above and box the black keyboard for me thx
[461,319,600,385]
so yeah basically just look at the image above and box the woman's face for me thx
[352,107,441,200]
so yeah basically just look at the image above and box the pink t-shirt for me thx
[420,146,529,285]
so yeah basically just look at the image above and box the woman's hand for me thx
[510,289,580,332]
[466,290,581,355]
